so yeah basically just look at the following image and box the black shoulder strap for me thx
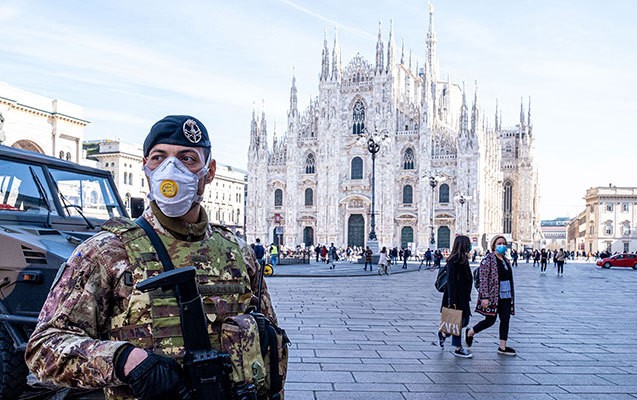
[135,216,175,272]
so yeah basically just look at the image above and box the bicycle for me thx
[378,261,391,275]
[418,256,436,271]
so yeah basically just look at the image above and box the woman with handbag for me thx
[438,235,473,358]
[465,235,517,356]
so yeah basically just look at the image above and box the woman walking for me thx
[438,235,473,358]
[556,248,565,276]
[465,235,517,356]
[540,249,548,274]
[378,247,390,275]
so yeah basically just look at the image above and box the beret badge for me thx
[183,119,202,144]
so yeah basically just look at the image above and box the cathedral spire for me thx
[494,99,500,132]
[331,27,342,81]
[471,80,479,134]
[260,100,268,153]
[375,21,384,75]
[289,68,298,117]
[460,81,469,135]
[527,96,532,135]
[250,103,258,151]
[519,97,526,128]
[426,2,438,80]
[320,29,329,81]
[386,19,395,73]
[400,38,405,65]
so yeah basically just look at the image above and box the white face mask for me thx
[145,156,208,217]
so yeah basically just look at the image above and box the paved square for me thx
[268,261,637,399]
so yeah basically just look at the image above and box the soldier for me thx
[25,115,285,399]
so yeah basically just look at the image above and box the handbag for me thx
[439,287,463,338]
[439,306,462,336]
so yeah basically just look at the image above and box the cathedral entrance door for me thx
[401,226,414,249]
[303,226,314,246]
[437,226,451,249]
[347,214,364,248]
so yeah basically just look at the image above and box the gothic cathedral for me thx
[247,5,541,252]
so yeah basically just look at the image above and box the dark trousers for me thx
[540,260,547,272]
[472,298,512,341]
[364,261,372,270]
[451,315,471,347]
[557,261,564,274]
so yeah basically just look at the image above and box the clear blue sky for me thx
[1,0,635,220]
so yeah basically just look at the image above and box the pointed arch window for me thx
[439,184,449,203]
[351,157,363,179]
[352,100,365,135]
[403,147,415,170]
[403,185,413,204]
[274,189,283,207]
[304,188,314,206]
[305,153,315,174]
[503,181,513,234]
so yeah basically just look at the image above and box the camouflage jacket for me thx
[25,207,277,396]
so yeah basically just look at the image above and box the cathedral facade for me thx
[247,6,541,252]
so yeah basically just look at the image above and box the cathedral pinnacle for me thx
[375,21,384,75]
[426,1,438,80]
[321,28,329,81]
[386,19,395,73]
[289,68,298,117]
[331,27,342,81]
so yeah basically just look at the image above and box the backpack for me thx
[434,263,448,292]
[473,267,480,290]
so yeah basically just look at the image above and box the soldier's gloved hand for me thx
[126,352,187,400]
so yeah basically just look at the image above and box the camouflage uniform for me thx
[25,206,280,399]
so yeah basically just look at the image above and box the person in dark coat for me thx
[465,235,517,356]
[438,235,473,358]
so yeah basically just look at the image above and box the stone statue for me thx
[0,111,5,145]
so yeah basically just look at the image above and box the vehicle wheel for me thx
[603,262,611,269]
[263,264,273,276]
[0,326,28,400]
[633,263,637,270]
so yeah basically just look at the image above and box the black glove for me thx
[127,352,188,400]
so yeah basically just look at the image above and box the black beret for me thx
[143,115,211,157]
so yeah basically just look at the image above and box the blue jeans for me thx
[270,255,278,268]
[452,315,471,347]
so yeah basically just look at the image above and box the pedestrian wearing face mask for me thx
[26,115,287,400]
[465,235,517,356]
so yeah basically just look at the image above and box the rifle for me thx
[136,266,258,400]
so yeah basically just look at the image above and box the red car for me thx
[597,253,637,269]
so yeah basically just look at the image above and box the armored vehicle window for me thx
[48,168,124,220]
[0,159,57,214]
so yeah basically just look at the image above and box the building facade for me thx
[204,164,247,236]
[567,186,637,254]
[540,217,569,251]
[84,139,147,214]
[0,82,88,162]
[246,6,541,251]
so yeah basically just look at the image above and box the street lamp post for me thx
[428,174,446,248]
[428,176,438,248]
[359,126,388,256]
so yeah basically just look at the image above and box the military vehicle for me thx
[0,144,139,399]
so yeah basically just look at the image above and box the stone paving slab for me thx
[267,261,637,399]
